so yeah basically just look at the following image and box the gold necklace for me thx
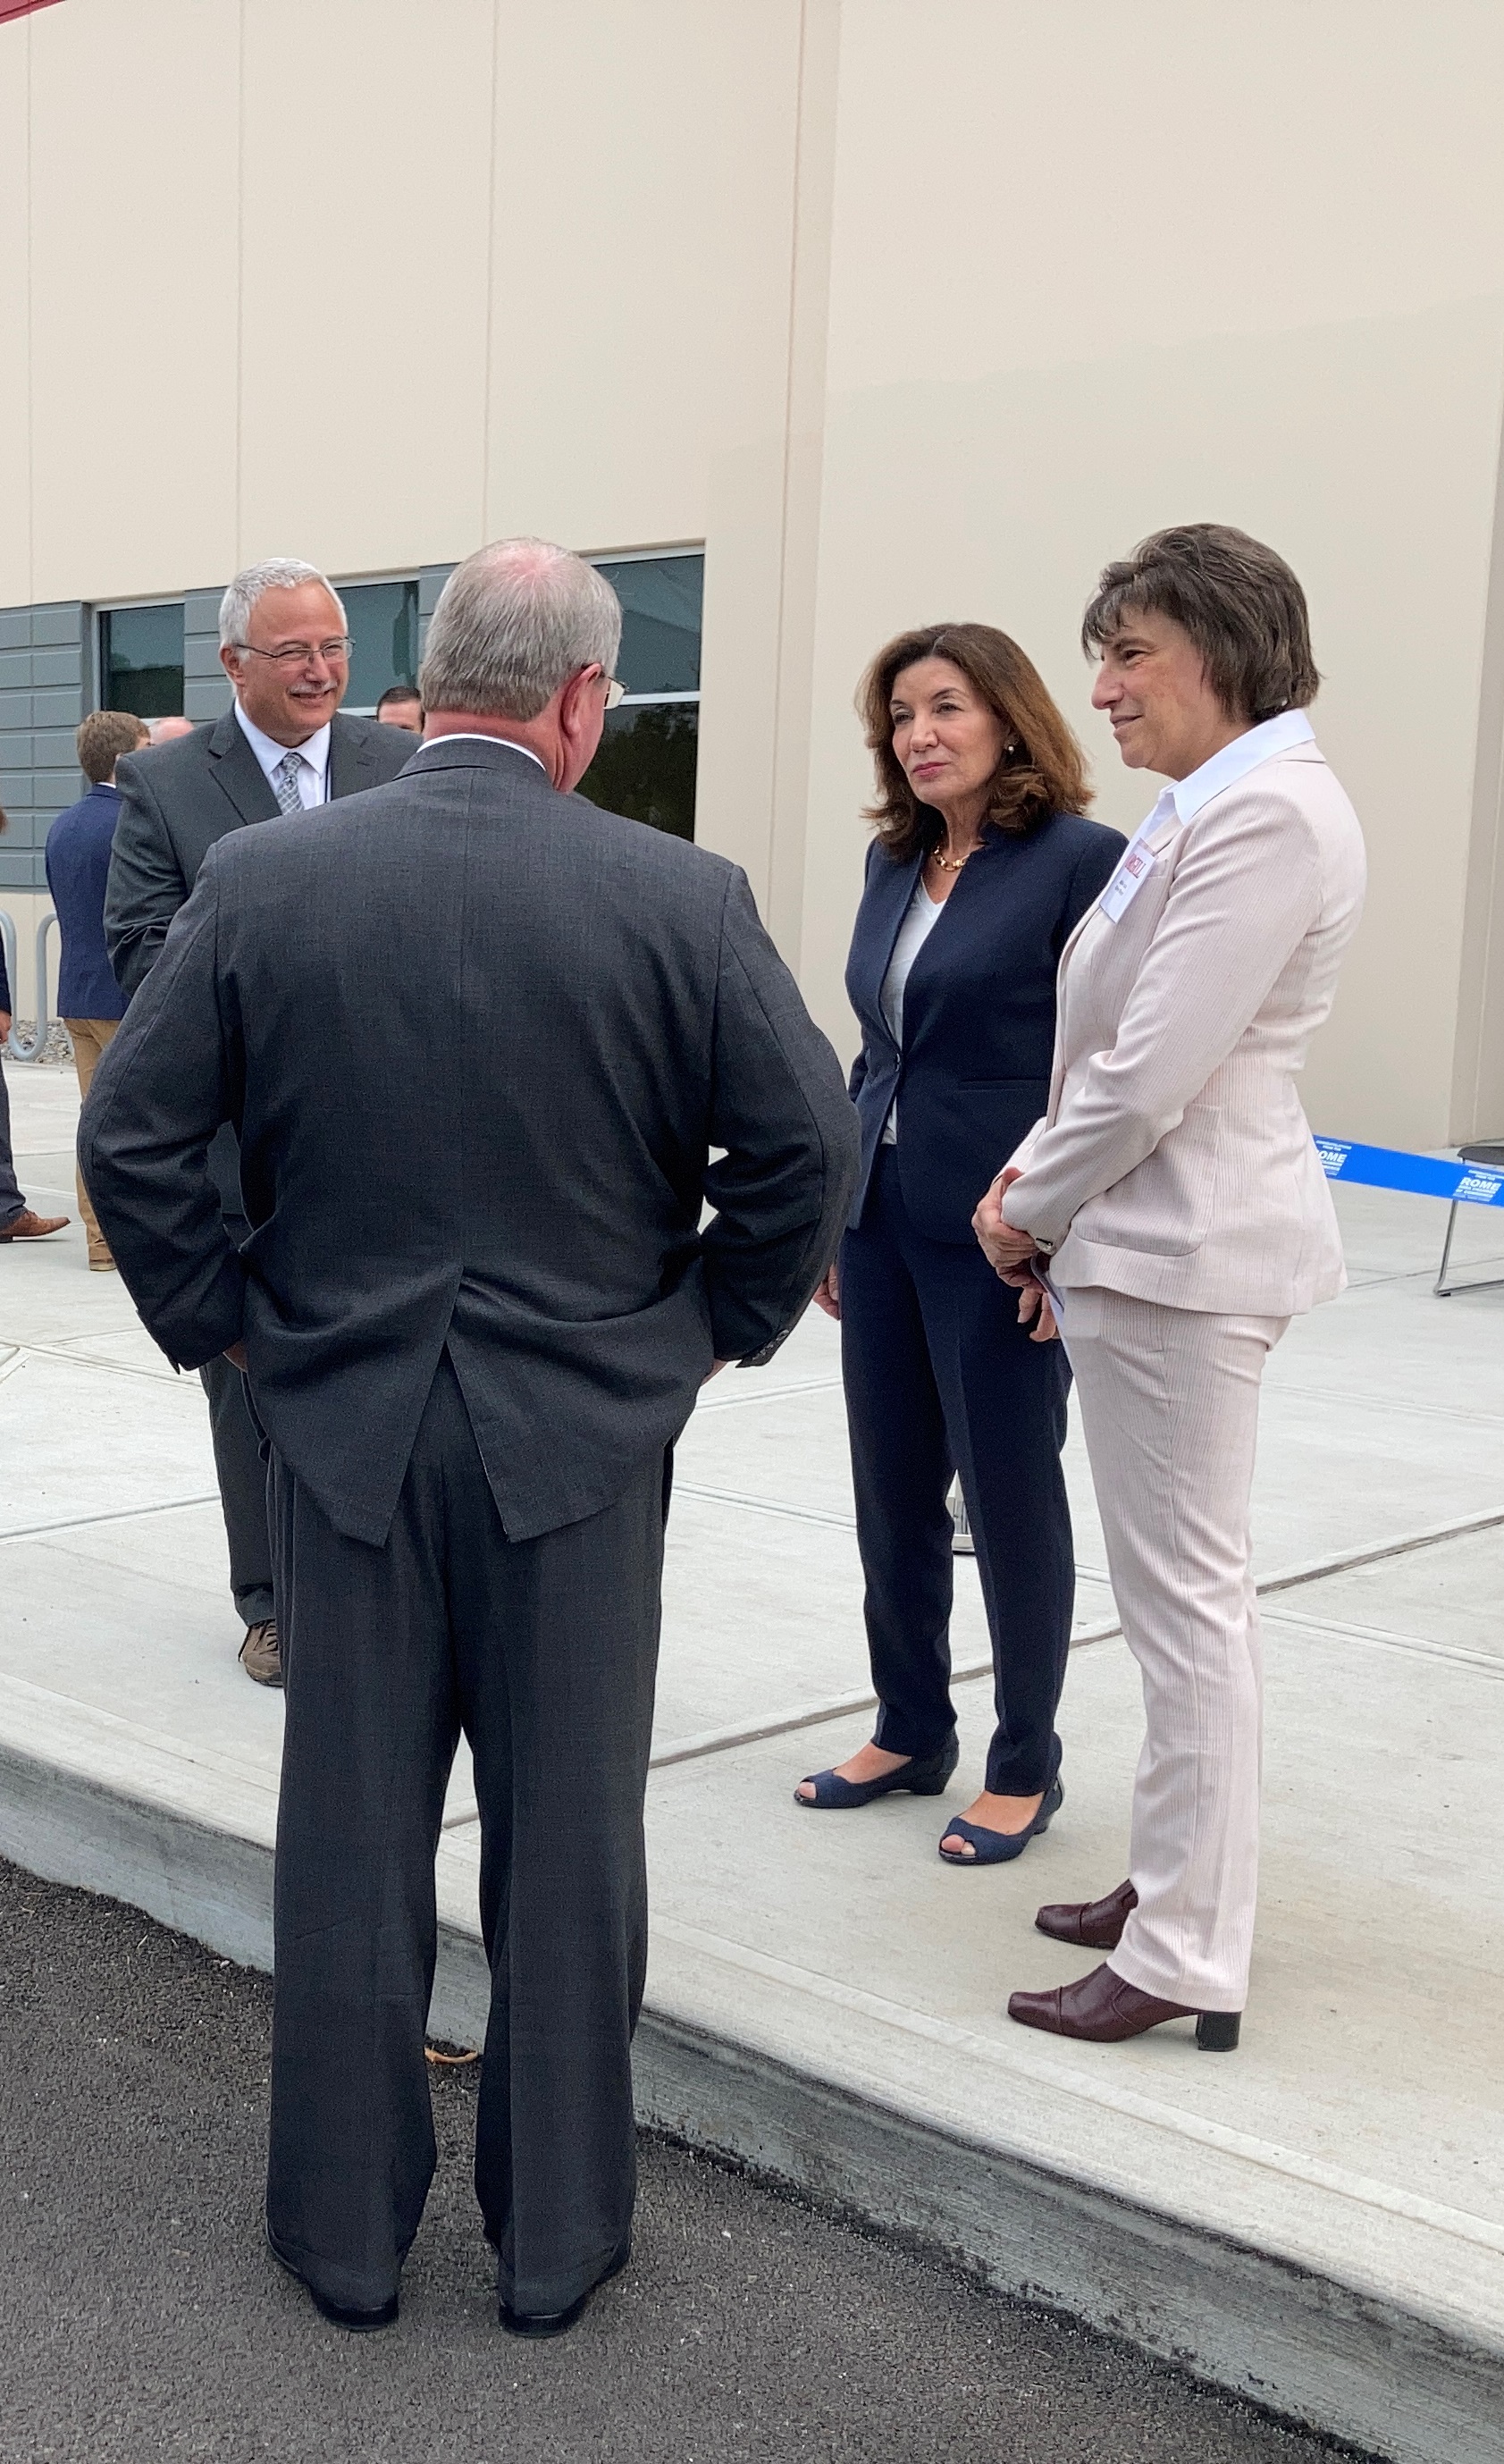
[928,844,971,873]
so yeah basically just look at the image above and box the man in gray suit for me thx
[105,559,416,1686]
[81,539,859,2339]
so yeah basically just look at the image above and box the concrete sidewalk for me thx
[2,1054,1502,2463]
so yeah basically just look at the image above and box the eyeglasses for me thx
[603,677,627,711]
[233,636,353,669]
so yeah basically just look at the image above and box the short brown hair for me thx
[858,623,1091,862]
[1081,524,1318,724]
[77,709,148,785]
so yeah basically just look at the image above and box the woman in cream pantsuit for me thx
[974,524,1366,2051]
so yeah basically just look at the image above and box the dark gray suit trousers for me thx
[199,1351,273,1627]
[265,1350,667,2317]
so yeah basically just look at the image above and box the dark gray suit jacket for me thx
[80,737,859,1547]
[104,705,417,1230]
[105,704,416,998]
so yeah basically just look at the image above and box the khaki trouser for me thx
[66,1018,121,1263]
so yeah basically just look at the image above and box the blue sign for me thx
[1315,1138,1504,1208]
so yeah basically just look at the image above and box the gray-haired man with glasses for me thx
[104,559,416,1688]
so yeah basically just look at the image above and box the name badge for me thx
[1098,837,1155,923]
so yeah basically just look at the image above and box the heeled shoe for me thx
[795,1734,959,1810]
[937,1774,1063,1865]
[1007,1961,1241,2050]
[1035,1878,1137,1949]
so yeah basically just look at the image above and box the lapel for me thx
[1046,803,1186,1123]
[328,714,375,802]
[207,706,281,828]
[861,848,925,1037]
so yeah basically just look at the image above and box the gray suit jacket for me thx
[80,737,860,1546]
[105,705,416,999]
[104,705,417,1229]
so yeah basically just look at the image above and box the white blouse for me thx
[878,881,943,1146]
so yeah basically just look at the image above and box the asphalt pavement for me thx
[0,1856,1363,2464]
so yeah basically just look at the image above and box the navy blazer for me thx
[845,811,1127,1243]
[46,784,130,1021]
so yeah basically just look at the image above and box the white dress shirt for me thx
[234,701,332,809]
[878,879,943,1146]
[1135,708,1315,841]
[418,732,548,774]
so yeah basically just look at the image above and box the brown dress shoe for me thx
[1008,1962,1240,2050]
[239,1619,282,1688]
[0,1207,70,1241]
[1035,1878,1138,1950]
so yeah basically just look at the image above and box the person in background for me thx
[46,711,149,1269]
[0,803,70,1249]
[105,558,415,1689]
[797,625,1124,1863]
[148,715,196,746]
[977,525,1365,2050]
[376,684,423,731]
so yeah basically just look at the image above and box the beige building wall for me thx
[4,0,1504,1152]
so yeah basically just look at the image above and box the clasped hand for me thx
[972,1166,1060,1344]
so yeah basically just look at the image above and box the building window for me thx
[340,577,420,713]
[99,601,185,719]
[577,552,703,842]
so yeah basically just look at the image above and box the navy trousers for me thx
[839,1145,1074,1796]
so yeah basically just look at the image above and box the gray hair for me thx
[418,539,622,719]
[219,558,346,648]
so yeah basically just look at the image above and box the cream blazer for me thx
[1002,738,1366,1316]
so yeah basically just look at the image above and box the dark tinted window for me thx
[593,555,702,695]
[341,578,420,711]
[578,552,703,842]
[101,602,184,718]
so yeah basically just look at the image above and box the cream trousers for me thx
[1061,1286,1288,2011]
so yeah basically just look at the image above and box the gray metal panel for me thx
[0,849,46,889]
[185,677,233,721]
[0,772,37,805]
[31,646,80,690]
[182,584,231,721]
[0,737,33,772]
[31,687,80,727]
[31,602,83,646]
[0,650,32,689]
[32,727,77,768]
[0,689,33,727]
[416,563,455,663]
[0,609,30,652]
[183,633,224,680]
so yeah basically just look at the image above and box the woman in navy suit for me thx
[796,626,1123,1862]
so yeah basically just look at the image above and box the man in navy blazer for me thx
[46,710,148,1269]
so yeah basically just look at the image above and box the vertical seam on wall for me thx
[233,0,247,563]
[766,0,811,969]
[479,0,501,536]
[23,14,33,601]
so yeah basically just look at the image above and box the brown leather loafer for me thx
[239,1618,282,1687]
[0,1207,70,1241]
[1008,1961,1240,2050]
[1035,1878,1138,1950]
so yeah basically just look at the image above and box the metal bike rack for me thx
[0,909,60,1063]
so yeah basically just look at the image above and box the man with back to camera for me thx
[105,559,416,1686]
[80,538,860,2340]
[375,682,423,730]
[45,709,150,1269]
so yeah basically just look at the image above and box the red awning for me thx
[0,1,65,21]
